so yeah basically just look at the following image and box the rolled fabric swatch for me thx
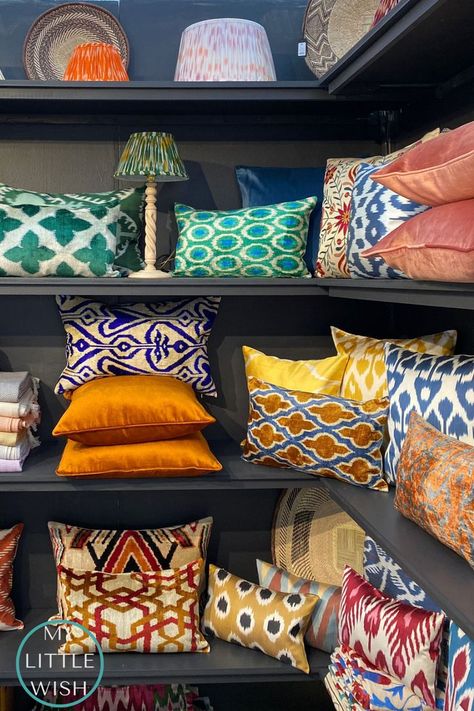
[0,411,40,432]
[0,456,28,472]
[0,372,32,403]
[0,430,27,447]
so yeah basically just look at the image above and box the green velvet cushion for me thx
[0,201,120,277]
[173,197,316,278]
[0,183,144,273]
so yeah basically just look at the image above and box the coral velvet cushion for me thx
[242,377,389,491]
[361,199,474,282]
[256,559,341,654]
[0,524,23,630]
[54,375,215,445]
[242,345,347,395]
[372,121,474,206]
[339,566,445,708]
[58,559,209,654]
[395,412,474,568]
[56,432,222,478]
[202,564,318,673]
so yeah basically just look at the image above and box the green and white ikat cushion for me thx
[173,197,317,277]
[0,201,120,277]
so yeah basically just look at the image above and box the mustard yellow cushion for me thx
[331,327,457,401]
[54,375,215,446]
[56,433,222,478]
[203,564,319,673]
[242,345,347,395]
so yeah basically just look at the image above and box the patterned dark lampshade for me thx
[115,132,188,182]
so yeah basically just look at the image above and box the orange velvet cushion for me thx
[361,200,474,282]
[372,122,474,205]
[54,375,215,445]
[56,432,222,478]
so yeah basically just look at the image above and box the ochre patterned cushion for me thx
[331,327,457,401]
[202,564,318,673]
[0,524,23,630]
[58,559,209,653]
[55,295,220,396]
[256,559,341,653]
[242,377,388,491]
[242,345,347,395]
[339,566,445,708]
[395,412,474,568]
[49,517,213,618]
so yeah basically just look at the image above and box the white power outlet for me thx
[298,41,307,57]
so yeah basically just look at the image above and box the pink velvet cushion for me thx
[372,122,474,205]
[361,200,474,282]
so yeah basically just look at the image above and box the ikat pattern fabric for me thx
[59,559,209,654]
[0,183,144,273]
[39,684,199,711]
[445,624,474,711]
[347,162,428,279]
[384,345,474,484]
[202,564,318,673]
[49,517,213,618]
[327,644,434,711]
[0,523,23,630]
[370,0,400,27]
[332,327,457,401]
[0,201,120,277]
[55,295,220,396]
[395,412,474,568]
[339,566,446,708]
[173,198,316,278]
[242,377,389,491]
[256,559,341,653]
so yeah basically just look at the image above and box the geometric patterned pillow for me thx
[347,162,428,279]
[0,202,120,278]
[202,564,319,673]
[445,624,474,711]
[58,559,209,654]
[40,684,198,711]
[242,377,389,491]
[331,327,457,401]
[48,517,213,618]
[256,559,341,653]
[54,295,220,396]
[339,566,446,708]
[0,523,23,631]
[384,346,474,484]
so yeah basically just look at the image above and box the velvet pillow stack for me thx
[0,371,40,472]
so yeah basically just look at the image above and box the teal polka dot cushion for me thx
[173,197,316,278]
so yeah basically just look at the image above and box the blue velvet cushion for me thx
[235,166,325,274]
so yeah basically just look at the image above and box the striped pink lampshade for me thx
[174,18,276,81]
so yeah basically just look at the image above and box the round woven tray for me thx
[23,3,129,80]
[272,487,365,587]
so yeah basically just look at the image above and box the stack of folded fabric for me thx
[0,371,40,472]
[53,375,221,479]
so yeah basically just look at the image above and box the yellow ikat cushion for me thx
[242,345,348,395]
[203,564,319,673]
[331,327,457,401]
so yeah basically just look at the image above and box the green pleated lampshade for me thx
[115,131,188,181]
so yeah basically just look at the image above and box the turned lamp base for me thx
[128,268,172,279]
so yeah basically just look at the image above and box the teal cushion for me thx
[173,197,316,278]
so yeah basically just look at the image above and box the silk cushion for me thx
[256,559,341,653]
[242,377,389,491]
[56,433,222,478]
[58,559,209,654]
[235,166,326,273]
[384,345,474,484]
[361,199,474,282]
[173,198,316,278]
[445,624,474,711]
[395,412,474,568]
[55,295,220,396]
[331,326,457,401]
[347,162,428,279]
[0,524,23,630]
[53,375,215,445]
[339,566,445,707]
[202,564,318,673]
[242,345,347,395]
[372,121,474,205]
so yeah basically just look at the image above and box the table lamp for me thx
[115,131,188,278]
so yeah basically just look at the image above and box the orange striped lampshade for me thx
[64,42,129,81]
